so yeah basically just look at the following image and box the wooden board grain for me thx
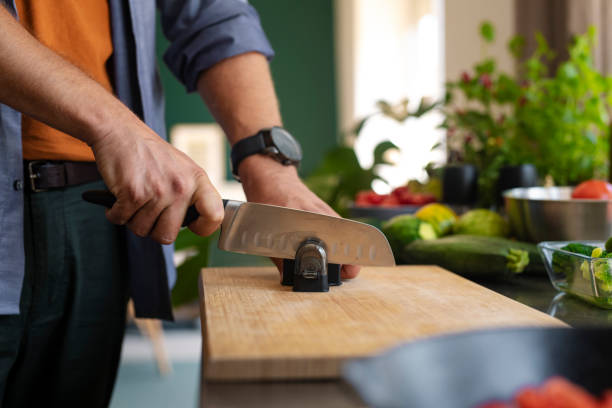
[199,266,565,381]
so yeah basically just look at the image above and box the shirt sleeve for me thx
[157,0,275,93]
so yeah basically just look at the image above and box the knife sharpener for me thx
[281,238,341,292]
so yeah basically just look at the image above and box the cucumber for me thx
[398,234,544,279]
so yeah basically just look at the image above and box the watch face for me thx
[269,127,303,162]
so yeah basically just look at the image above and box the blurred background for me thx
[111,1,612,406]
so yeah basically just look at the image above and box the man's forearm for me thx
[0,5,130,145]
[196,52,283,145]
[196,52,298,183]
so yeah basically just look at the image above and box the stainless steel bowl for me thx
[504,186,612,242]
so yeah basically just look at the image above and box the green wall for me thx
[155,1,338,177]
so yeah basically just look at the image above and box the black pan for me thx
[343,327,612,408]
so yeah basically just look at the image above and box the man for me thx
[0,1,359,406]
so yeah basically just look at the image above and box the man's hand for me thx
[0,5,224,244]
[90,112,225,244]
[238,155,361,279]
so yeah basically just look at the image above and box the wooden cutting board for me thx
[199,266,565,381]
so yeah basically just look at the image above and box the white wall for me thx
[445,0,516,81]
[333,0,517,188]
[335,0,446,187]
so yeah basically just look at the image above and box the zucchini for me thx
[399,234,544,279]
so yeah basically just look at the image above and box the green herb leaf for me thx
[373,141,400,165]
[509,35,525,59]
[480,21,495,43]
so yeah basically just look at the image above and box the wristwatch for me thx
[230,127,302,181]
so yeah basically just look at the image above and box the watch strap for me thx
[230,131,267,178]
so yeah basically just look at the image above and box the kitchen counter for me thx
[199,273,612,407]
[481,274,612,327]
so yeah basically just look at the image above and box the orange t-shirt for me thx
[15,0,114,161]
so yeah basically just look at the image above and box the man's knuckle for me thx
[152,182,165,199]
[125,186,145,205]
[193,168,208,185]
[131,227,147,237]
[109,206,130,224]
[171,177,187,196]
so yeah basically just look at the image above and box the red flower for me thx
[479,74,492,89]
[461,71,471,83]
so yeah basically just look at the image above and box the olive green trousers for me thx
[0,180,128,407]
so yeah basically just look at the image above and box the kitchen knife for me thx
[82,190,395,266]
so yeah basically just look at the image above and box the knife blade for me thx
[82,190,395,266]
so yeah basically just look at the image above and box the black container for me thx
[344,327,612,408]
[442,164,478,205]
[497,163,538,205]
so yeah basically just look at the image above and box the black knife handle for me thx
[82,190,226,227]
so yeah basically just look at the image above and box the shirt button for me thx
[13,179,23,191]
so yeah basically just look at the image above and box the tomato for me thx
[391,187,437,205]
[540,377,599,408]
[571,180,612,200]
[481,378,609,408]
[355,194,372,207]
[355,190,386,206]
[477,402,513,408]
[600,391,612,408]
[379,194,401,207]
[391,186,414,205]
[409,193,437,205]
[357,188,437,207]
[514,388,551,408]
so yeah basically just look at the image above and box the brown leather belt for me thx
[24,160,102,192]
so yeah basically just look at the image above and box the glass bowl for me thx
[538,241,612,309]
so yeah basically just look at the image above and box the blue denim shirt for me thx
[0,0,273,318]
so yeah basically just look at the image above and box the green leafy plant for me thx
[305,141,397,217]
[305,98,438,216]
[443,22,612,206]
[352,97,439,135]
[171,228,212,307]
[510,26,612,184]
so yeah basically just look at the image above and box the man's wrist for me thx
[80,101,137,147]
[238,154,299,184]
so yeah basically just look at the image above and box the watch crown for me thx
[263,146,280,155]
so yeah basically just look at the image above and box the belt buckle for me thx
[27,161,49,193]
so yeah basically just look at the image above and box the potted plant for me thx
[305,97,438,217]
[442,22,612,207]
